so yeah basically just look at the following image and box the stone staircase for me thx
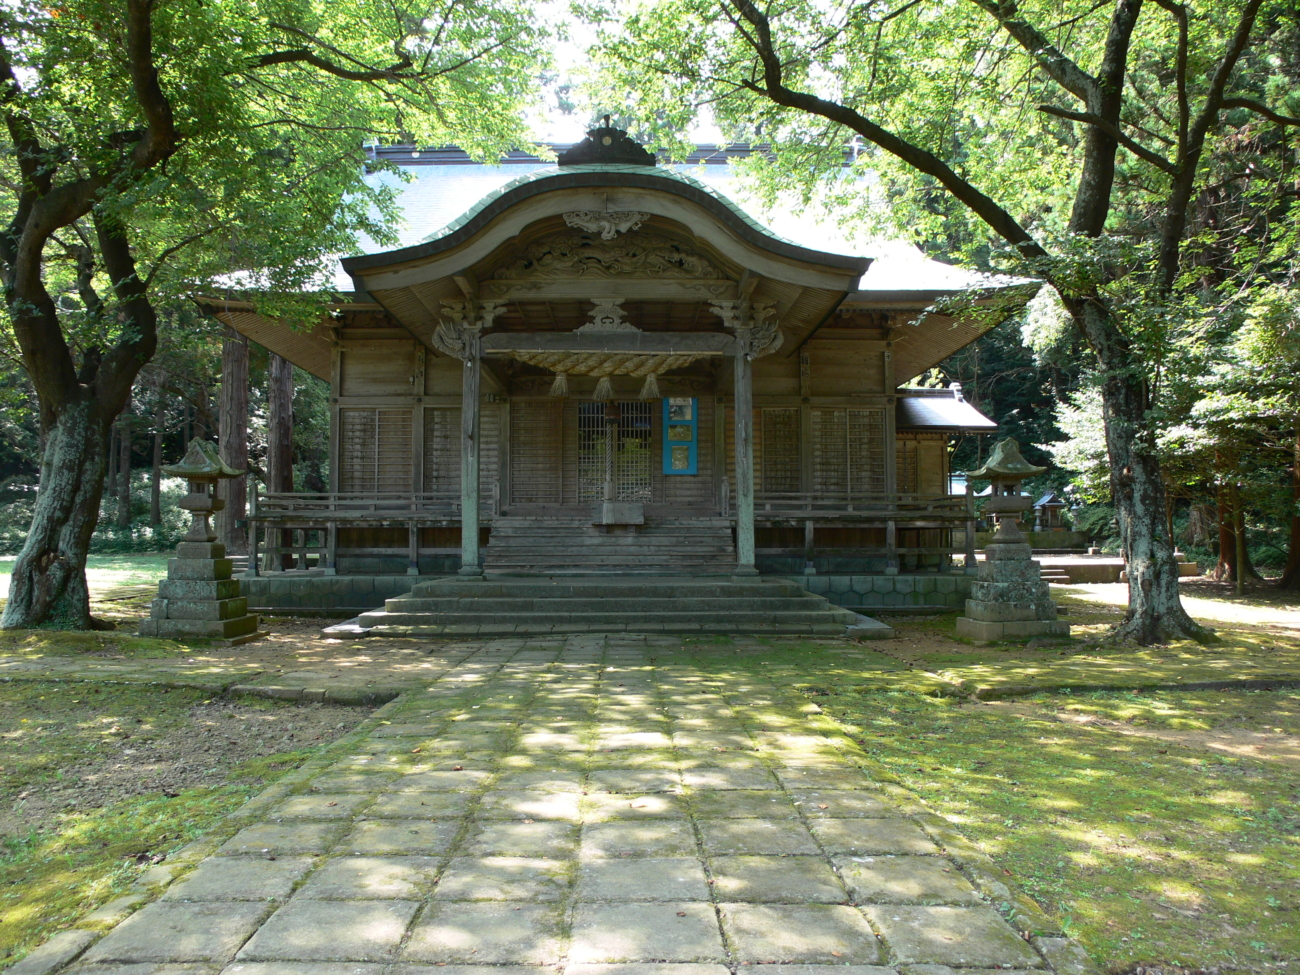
[351,576,890,637]
[1040,566,1072,585]
[483,516,736,575]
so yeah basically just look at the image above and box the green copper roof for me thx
[964,438,1047,480]
[421,163,803,250]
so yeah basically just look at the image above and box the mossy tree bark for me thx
[216,327,248,555]
[1280,431,1300,590]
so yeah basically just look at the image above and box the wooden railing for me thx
[752,491,976,572]
[753,491,970,520]
[246,484,497,576]
[244,485,977,575]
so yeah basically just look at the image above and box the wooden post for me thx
[804,519,815,574]
[885,519,899,575]
[326,521,338,576]
[408,521,420,576]
[217,327,249,555]
[459,352,483,577]
[267,353,294,570]
[733,348,757,575]
[245,481,259,577]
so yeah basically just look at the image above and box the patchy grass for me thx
[0,554,170,594]
[666,628,1300,970]
[0,629,194,660]
[0,679,369,965]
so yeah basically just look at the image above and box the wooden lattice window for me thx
[760,408,800,493]
[339,408,412,493]
[812,407,886,497]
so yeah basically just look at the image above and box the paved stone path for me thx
[14,636,1094,975]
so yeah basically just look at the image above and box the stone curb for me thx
[5,691,412,975]
[0,670,410,707]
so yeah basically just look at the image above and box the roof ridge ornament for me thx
[557,118,657,167]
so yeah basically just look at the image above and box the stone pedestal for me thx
[139,540,266,645]
[955,520,1069,644]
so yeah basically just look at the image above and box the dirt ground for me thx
[0,688,371,841]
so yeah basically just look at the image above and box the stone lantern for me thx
[954,439,1068,643]
[138,439,266,645]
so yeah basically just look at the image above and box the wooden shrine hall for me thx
[204,124,1012,612]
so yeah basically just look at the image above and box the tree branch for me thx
[965,0,1097,103]
[1222,97,1300,127]
[249,47,416,82]
[727,0,1048,262]
[1037,104,1176,173]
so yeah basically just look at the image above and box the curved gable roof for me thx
[341,163,870,279]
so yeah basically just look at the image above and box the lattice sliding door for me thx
[511,401,562,504]
[811,407,887,498]
[760,408,801,493]
[423,408,459,495]
[339,408,413,493]
[811,408,849,495]
[896,441,919,494]
[847,408,887,496]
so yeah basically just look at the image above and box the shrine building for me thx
[203,125,1016,622]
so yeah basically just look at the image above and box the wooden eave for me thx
[195,296,343,381]
[842,283,1040,382]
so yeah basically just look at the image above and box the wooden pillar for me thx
[733,349,757,575]
[217,327,249,555]
[459,352,483,576]
[246,481,259,577]
[267,353,294,570]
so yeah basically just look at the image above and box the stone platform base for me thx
[955,616,1071,643]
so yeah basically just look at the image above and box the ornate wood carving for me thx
[493,232,722,281]
[562,210,651,239]
[710,300,782,358]
[577,299,638,333]
[432,300,504,360]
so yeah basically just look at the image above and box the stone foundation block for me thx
[176,541,226,560]
[983,542,1033,561]
[140,614,260,640]
[955,617,1070,642]
[970,581,1050,603]
[153,596,250,621]
[158,578,241,601]
[963,599,1056,623]
[976,559,1043,583]
[168,558,234,581]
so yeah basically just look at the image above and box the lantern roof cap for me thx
[163,439,243,480]
[965,438,1046,480]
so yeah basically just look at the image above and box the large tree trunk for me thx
[216,327,248,555]
[267,353,294,569]
[1080,302,1212,644]
[1,398,113,630]
[1280,428,1300,589]
[116,399,132,527]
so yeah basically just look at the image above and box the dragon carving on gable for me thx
[493,232,721,280]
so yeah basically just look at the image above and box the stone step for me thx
[383,595,833,614]
[360,609,858,627]
[365,621,851,636]
[406,578,810,598]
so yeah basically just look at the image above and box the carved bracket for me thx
[710,299,782,359]
[563,210,651,240]
[433,300,504,361]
